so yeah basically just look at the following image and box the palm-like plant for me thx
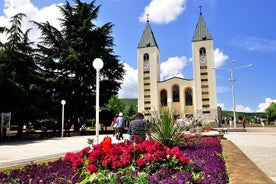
[149,108,183,147]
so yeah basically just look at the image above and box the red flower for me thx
[136,158,146,167]
[103,136,112,152]
[86,164,98,173]
[133,136,145,143]
[65,138,190,174]
[79,147,90,157]
[144,153,157,163]
[64,152,84,168]
[178,155,189,164]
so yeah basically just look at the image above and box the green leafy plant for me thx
[149,107,184,147]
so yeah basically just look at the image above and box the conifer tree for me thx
[0,13,46,136]
[34,0,124,129]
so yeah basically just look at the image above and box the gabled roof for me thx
[138,21,159,48]
[192,13,212,42]
[157,76,193,83]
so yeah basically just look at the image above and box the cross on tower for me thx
[146,13,149,22]
[199,5,202,15]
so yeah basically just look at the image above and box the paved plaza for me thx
[224,127,276,183]
[0,127,275,183]
[0,133,127,169]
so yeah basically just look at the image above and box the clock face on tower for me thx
[144,64,149,69]
[200,58,207,64]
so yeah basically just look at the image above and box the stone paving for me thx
[0,127,275,183]
[224,127,276,183]
[0,134,125,170]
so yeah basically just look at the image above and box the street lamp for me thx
[212,60,252,128]
[61,100,66,138]
[93,58,104,144]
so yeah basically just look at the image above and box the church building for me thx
[137,11,219,123]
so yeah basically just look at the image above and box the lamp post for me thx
[93,58,104,144]
[212,60,252,128]
[61,100,66,138]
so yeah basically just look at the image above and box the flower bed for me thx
[0,136,229,183]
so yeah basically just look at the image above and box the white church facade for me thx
[137,12,219,123]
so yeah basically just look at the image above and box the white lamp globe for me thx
[61,100,66,105]
[93,58,104,70]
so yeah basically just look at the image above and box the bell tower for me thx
[137,20,160,114]
[192,10,218,122]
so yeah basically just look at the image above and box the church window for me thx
[144,53,149,61]
[160,90,167,106]
[172,85,179,102]
[144,77,150,80]
[202,104,210,108]
[185,88,193,106]
[199,47,206,56]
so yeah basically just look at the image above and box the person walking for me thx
[111,114,118,137]
[229,117,233,128]
[64,120,71,137]
[242,118,246,128]
[128,113,151,143]
[116,112,125,140]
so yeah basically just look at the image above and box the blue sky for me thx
[0,0,275,112]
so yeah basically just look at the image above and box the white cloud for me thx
[232,35,276,52]
[160,56,189,80]
[0,0,62,43]
[235,105,253,113]
[118,56,189,98]
[118,63,138,98]
[214,48,228,68]
[257,98,276,112]
[139,0,187,24]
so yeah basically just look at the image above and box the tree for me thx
[33,0,125,129]
[0,13,47,136]
[104,95,126,115]
[125,104,137,120]
[265,102,276,123]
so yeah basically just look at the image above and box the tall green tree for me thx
[104,95,126,115]
[0,13,47,136]
[265,102,276,122]
[33,0,124,129]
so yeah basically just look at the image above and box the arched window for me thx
[199,47,206,56]
[172,85,179,102]
[160,90,167,106]
[185,88,193,106]
[143,53,149,61]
